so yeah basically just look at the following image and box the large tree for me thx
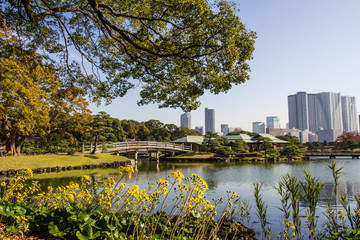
[0,25,58,155]
[0,25,91,155]
[1,0,256,111]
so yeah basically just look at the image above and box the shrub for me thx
[236,151,263,158]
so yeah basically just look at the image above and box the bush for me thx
[236,151,263,158]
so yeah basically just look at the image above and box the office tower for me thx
[288,91,358,142]
[221,124,229,135]
[252,122,265,133]
[307,92,343,133]
[205,108,215,133]
[195,126,204,135]
[266,116,280,129]
[342,96,358,132]
[180,113,191,129]
[288,91,308,130]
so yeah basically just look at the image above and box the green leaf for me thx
[76,230,90,240]
[48,221,66,237]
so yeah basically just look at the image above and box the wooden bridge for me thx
[304,151,360,159]
[85,141,192,161]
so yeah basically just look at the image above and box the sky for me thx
[89,0,360,132]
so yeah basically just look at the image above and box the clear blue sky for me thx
[89,0,360,132]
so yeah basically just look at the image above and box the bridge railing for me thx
[85,141,191,152]
[305,150,360,154]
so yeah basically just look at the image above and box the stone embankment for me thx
[0,160,132,177]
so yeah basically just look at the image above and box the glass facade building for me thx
[180,113,191,129]
[205,108,215,133]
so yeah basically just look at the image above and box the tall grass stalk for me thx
[301,170,324,239]
[328,161,343,200]
[278,173,302,239]
[325,161,344,235]
[276,175,292,240]
[253,182,271,240]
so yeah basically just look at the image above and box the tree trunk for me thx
[1,116,28,156]
[91,136,98,154]
[15,136,28,155]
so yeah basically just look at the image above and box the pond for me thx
[32,157,360,238]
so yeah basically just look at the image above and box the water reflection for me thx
[29,158,360,238]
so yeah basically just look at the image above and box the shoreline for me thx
[0,160,132,177]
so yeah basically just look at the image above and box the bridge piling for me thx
[156,151,160,163]
[134,151,138,162]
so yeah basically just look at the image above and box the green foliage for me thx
[0,25,92,155]
[236,151,263,158]
[343,139,358,150]
[335,131,360,150]
[201,132,231,156]
[227,130,256,136]
[324,229,360,240]
[144,120,171,142]
[0,169,249,240]
[1,0,256,111]
[305,141,320,151]
[229,140,249,153]
[214,145,235,157]
[281,144,303,159]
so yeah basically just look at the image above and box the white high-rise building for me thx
[180,113,191,129]
[341,96,358,132]
[252,122,265,133]
[308,92,343,133]
[266,116,280,129]
[288,91,358,142]
[205,108,215,133]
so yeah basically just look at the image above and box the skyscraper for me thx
[288,91,358,142]
[252,122,265,133]
[180,113,191,129]
[308,92,343,133]
[288,91,308,130]
[221,124,229,135]
[195,126,204,135]
[266,116,280,129]
[205,108,215,133]
[341,96,358,132]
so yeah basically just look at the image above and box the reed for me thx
[253,182,271,240]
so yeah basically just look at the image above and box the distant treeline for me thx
[0,111,201,155]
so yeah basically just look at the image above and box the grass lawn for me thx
[169,152,215,159]
[0,153,129,171]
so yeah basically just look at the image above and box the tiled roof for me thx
[225,134,254,143]
[172,136,204,144]
[225,134,288,144]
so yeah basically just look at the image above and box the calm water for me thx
[34,158,360,238]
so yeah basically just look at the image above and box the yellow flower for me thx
[356,209,360,218]
[82,175,90,182]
